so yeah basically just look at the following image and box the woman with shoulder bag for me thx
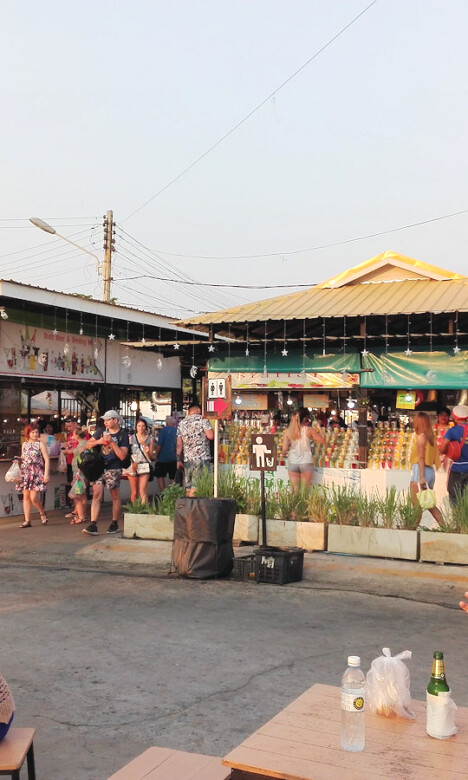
[17,424,50,527]
[409,411,442,525]
[127,419,154,504]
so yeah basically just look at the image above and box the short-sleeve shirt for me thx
[157,426,177,462]
[177,414,212,462]
[92,427,130,470]
[444,425,468,473]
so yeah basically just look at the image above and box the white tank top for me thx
[288,426,313,465]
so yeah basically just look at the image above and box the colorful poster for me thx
[209,371,359,390]
[0,322,104,382]
[396,390,416,410]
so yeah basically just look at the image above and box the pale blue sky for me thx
[1,1,467,316]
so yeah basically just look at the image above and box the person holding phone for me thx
[82,410,129,536]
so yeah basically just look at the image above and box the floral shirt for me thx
[177,414,212,462]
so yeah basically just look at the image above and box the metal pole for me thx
[103,210,113,303]
[213,418,219,497]
[261,470,267,547]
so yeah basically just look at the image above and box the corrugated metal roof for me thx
[181,278,468,325]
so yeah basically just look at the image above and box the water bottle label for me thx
[341,692,365,712]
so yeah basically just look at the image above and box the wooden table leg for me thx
[26,741,36,780]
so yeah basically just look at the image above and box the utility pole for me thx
[102,210,114,303]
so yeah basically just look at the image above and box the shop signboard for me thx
[208,371,359,390]
[0,322,104,383]
[202,376,232,420]
[231,392,268,410]
[303,392,329,409]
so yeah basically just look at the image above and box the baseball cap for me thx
[452,404,468,420]
[102,410,120,420]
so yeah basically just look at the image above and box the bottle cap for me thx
[433,651,444,659]
[347,655,361,666]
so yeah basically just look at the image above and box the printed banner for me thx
[0,322,104,383]
[209,371,359,390]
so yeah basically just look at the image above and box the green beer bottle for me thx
[427,651,450,695]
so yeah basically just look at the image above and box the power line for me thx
[123,0,379,221]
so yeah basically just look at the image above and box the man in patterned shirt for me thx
[176,403,214,496]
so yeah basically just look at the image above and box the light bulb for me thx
[347,399,356,409]
[286,396,293,406]
[130,401,138,412]
[405,392,413,403]
[235,395,242,406]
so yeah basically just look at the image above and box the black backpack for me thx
[77,447,105,482]
[118,428,132,469]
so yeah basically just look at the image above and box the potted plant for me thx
[123,485,185,540]
[420,490,468,563]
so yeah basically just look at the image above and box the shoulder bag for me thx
[136,436,154,481]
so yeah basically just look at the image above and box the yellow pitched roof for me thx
[318,250,465,288]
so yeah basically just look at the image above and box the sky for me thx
[1,0,468,318]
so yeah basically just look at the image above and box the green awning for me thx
[361,350,468,389]
[208,351,361,373]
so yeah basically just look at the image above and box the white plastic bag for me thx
[58,450,67,473]
[5,461,21,482]
[366,647,415,719]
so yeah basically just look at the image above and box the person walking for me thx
[281,408,325,492]
[409,411,443,524]
[82,410,129,536]
[154,416,177,493]
[68,428,89,524]
[127,418,154,504]
[176,404,214,496]
[440,404,468,504]
[63,416,79,512]
[17,425,50,527]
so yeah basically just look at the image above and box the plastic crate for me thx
[254,546,305,585]
[231,555,256,582]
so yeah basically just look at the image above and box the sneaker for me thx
[106,521,119,534]
[82,522,99,536]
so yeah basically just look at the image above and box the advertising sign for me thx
[396,390,416,410]
[0,322,104,382]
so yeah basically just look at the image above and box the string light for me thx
[108,318,115,340]
[281,321,288,357]
[454,311,461,354]
[361,315,369,357]
[245,322,250,356]
[404,315,412,356]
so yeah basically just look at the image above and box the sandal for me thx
[19,521,31,528]
[41,515,48,525]
[70,518,86,525]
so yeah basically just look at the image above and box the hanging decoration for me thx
[453,311,460,354]
[52,307,58,337]
[385,314,389,354]
[404,315,412,356]
[343,315,347,355]
[94,315,100,360]
[141,323,145,345]
[300,319,307,382]
[245,322,250,356]
[227,324,232,375]
[173,330,180,350]
[63,310,70,356]
[108,318,115,340]
[322,317,326,357]
[262,322,268,378]
[361,316,369,357]
[157,327,163,369]
[208,326,215,353]
[79,311,84,336]
[281,321,288,357]
[121,322,132,367]
[429,312,433,352]
[190,339,198,378]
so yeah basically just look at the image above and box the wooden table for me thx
[222,684,468,780]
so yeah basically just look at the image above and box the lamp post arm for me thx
[53,232,101,268]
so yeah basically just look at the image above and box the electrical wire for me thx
[123,0,379,222]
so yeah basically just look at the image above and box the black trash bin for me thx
[172,497,236,579]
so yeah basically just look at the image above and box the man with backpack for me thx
[439,404,468,504]
[82,410,130,536]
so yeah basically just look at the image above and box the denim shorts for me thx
[410,464,435,488]
[288,462,314,474]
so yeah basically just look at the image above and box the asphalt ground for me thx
[1,507,468,779]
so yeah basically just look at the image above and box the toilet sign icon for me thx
[249,433,277,471]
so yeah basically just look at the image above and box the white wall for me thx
[105,341,180,388]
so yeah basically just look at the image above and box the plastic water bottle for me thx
[341,655,365,752]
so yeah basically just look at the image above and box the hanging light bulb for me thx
[347,398,357,409]
[404,391,413,403]
[286,395,293,406]
[235,393,242,406]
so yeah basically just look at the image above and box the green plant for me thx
[329,485,360,526]
[192,466,214,497]
[218,471,251,513]
[306,485,331,524]
[439,488,468,534]
[123,498,157,515]
[395,492,422,530]
[271,482,309,522]
[157,484,185,520]
[355,492,381,528]
[378,486,399,529]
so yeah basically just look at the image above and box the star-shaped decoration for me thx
[208,344,215,353]
[52,328,58,336]
[79,328,83,335]
[404,348,413,356]
[281,348,288,357]
[108,333,115,340]
[173,342,180,350]
[453,345,461,354]
[245,347,250,356]
[361,348,369,357]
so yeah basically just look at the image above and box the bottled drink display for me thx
[427,651,450,696]
[341,655,365,752]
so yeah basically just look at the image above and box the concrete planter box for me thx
[123,513,173,541]
[327,525,418,560]
[265,519,327,552]
[233,514,259,544]
[419,531,468,564]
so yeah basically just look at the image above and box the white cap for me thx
[453,404,468,420]
[347,655,361,666]
[102,410,120,420]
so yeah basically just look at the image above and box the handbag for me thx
[135,436,155,482]
[417,488,437,511]
[5,460,22,482]
[58,449,68,473]
[446,424,468,462]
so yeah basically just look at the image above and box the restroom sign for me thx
[202,376,232,420]
[249,433,277,471]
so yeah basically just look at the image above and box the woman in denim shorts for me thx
[409,412,442,525]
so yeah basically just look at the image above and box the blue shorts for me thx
[410,464,435,488]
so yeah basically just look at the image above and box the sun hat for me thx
[452,404,468,420]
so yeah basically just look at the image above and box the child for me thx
[69,429,89,524]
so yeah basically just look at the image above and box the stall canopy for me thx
[361,350,468,389]
[208,351,361,373]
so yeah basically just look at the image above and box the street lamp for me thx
[29,216,104,296]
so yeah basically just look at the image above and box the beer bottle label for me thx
[432,660,446,679]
